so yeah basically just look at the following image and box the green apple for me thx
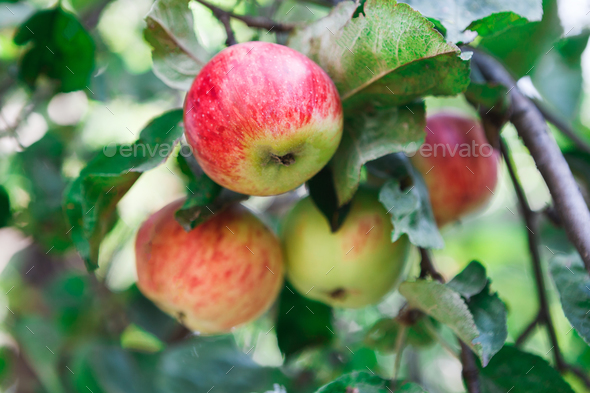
[281,188,410,308]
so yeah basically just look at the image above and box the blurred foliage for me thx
[1,0,590,392]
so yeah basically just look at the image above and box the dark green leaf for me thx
[399,0,542,43]
[315,371,426,393]
[531,31,590,120]
[564,149,590,208]
[14,317,65,393]
[13,6,94,92]
[15,133,72,252]
[155,337,275,393]
[468,285,507,366]
[479,346,574,393]
[0,186,10,228]
[64,109,183,271]
[446,261,507,365]
[400,281,483,361]
[465,12,529,38]
[172,151,234,231]
[550,253,590,345]
[331,104,425,206]
[426,17,447,37]
[464,82,509,111]
[144,0,209,90]
[447,261,488,299]
[307,166,352,232]
[277,283,334,358]
[375,154,443,249]
[288,0,470,111]
[124,285,180,342]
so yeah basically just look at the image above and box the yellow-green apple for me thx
[184,41,343,196]
[135,199,284,334]
[281,188,410,308]
[411,112,499,226]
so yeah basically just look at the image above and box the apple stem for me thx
[270,153,295,166]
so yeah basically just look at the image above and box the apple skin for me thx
[184,41,343,196]
[135,199,284,334]
[281,188,410,308]
[411,112,500,227]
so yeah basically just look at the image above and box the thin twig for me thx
[531,98,590,156]
[500,139,590,389]
[195,0,295,32]
[419,247,444,283]
[393,325,408,382]
[471,49,590,274]
[515,314,539,346]
[460,341,481,393]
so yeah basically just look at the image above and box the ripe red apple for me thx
[135,199,284,334]
[184,41,343,196]
[411,112,499,226]
[281,188,410,308]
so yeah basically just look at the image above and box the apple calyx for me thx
[329,288,347,300]
[270,152,296,166]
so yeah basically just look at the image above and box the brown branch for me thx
[501,139,590,388]
[471,49,590,274]
[195,0,295,33]
[531,98,590,156]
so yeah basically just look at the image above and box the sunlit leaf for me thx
[288,0,470,111]
[144,0,209,90]
[64,110,184,271]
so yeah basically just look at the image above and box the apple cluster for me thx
[135,42,499,334]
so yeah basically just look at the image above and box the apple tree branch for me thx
[471,50,590,274]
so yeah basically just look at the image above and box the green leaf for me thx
[464,82,509,111]
[315,371,426,393]
[144,0,209,90]
[0,186,10,228]
[288,0,470,111]
[550,253,590,345]
[155,337,274,393]
[276,283,334,358]
[477,0,562,79]
[399,281,482,361]
[531,31,590,120]
[374,154,443,249]
[479,346,575,393]
[172,152,244,231]
[365,317,436,352]
[446,261,507,365]
[121,324,165,353]
[308,166,352,232]
[14,317,65,393]
[13,6,94,92]
[399,0,542,43]
[465,12,529,38]
[447,261,488,299]
[331,103,425,206]
[64,109,184,271]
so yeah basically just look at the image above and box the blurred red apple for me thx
[411,112,499,226]
[184,41,343,196]
[135,200,284,334]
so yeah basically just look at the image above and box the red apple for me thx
[135,200,284,334]
[184,41,343,196]
[411,112,499,226]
